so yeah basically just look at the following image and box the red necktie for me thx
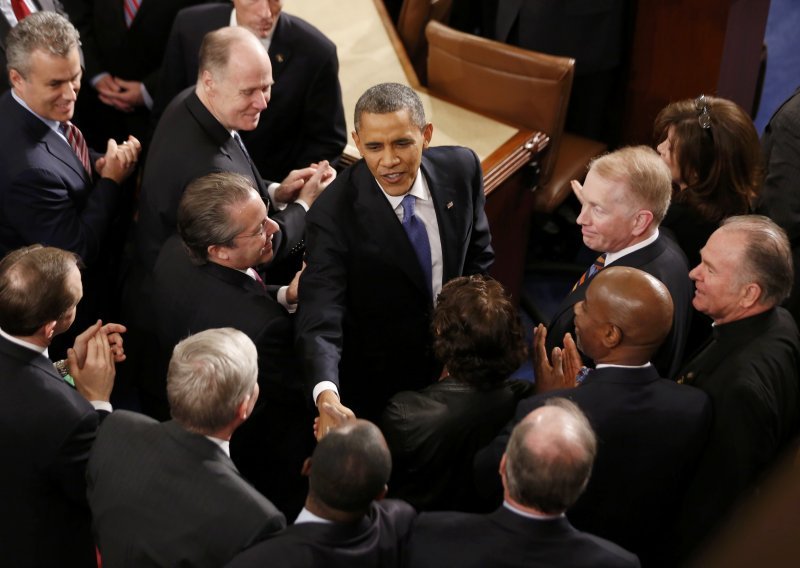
[123,0,141,28]
[11,0,32,21]
[61,121,92,176]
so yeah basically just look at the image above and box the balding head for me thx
[573,266,673,365]
[502,398,597,514]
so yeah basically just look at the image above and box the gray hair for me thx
[720,215,793,307]
[6,11,80,77]
[167,328,259,434]
[177,172,260,262]
[354,82,426,131]
[504,398,597,514]
[589,146,673,225]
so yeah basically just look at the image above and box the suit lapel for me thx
[351,163,430,299]
[0,335,63,384]
[268,14,292,82]
[43,128,93,184]
[421,154,459,282]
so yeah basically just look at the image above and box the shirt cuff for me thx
[277,286,297,313]
[91,401,113,413]
[268,183,287,210]
[141,84,153,110]
[91,72,110,88]
[294,199,310,212]
[313,382,339,405]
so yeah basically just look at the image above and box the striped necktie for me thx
[123,0,141,27]
[11,0,32,21]
[571,253,607,292]
[60,121,92,176]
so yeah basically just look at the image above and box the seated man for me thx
[408,399,640,568]
[87,328,286,567]
[0,245,121,567]
[548,146,692,379]
[476,266,711,567]
[156,0,346,181]
[381,275,532,512]
[677,215,800,555]
[150,171,313,519]
[226,420,416,568]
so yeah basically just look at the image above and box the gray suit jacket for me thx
[87,410,286,567]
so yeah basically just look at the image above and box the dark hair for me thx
[654,96,763,223]
[354,82,426,131]
[309,421,391,513]
[504,398,597,514]
[0,245,80,336]
[432,275,527,389]
[177,172,259,262]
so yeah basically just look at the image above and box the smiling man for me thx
[546,145,692,380]
[296,82,494,432]
[676,215,800,556]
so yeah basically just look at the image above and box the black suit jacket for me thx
[474,365,711,567]
[296,146,494,420]
[0,91,121,263]
[156,4,346,181]
[0,334,102,567]
[406,506,640,568]
[546,232,692,379]
[136,88,305,272]
[87,410,286,568]
[226,500,416,568]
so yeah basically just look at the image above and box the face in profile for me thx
[352,108,433,196]
[689,228,748,324]
[575,169,643,254]
[656,125,684,188]
[11,46,82,123]
[218,193,280,270]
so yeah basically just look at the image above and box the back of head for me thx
[504,398,597,514]
[433,275,527,389]
[354,82,426,131]
[719,215,793,308]
[309,420,392,514]
[654,96,762,222]
[167,328,258,434]
[178,172,258,262]
[589,266,674,358]
[590,146,673,225]
[0,246,79,336]
[198,26,256,80]
[6,11,80,77]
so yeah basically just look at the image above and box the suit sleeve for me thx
[3,167,120,264]
[268,202,306,267]
[46,407,99,507]
[295,198,349,393]
[291,48,347,169]
[462,149,494,275]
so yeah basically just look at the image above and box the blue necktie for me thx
[401,194,432,297]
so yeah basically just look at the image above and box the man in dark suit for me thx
[676,216,800,556]
[0,245,120,567]
[0,0,67,93]
[227,419,416,568]
[0,11,140,354]
[60,0,205,147]
[409,399,640,568]
[477,266,711,567]
[87,328,285,568]
[547,145,691,380]
[136,25,334,274]
[296,82,494,431]
[156,0,346,182]
[149,171,313,519]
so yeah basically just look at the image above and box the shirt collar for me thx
[503,500,564,520]
[595,362,652,370]
[378,168,429,209]
[605,229,660,265]
[295,507,333,525]
[204,435,231,457]
[0,326,48,357]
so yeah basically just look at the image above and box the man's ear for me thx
[499,452,508,489]
[740,282,763,310]
[8,68,24,93]
[42,320,58,341]
[207,244,229,261]
[631,209,655,237]
[374,484,388,501]
[422,123,433,148]
[200,69,214,93]
[602,323,622,349]
[300,457,312,477]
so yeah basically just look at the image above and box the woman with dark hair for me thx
[380,275,532,512]
[654,95,763,267]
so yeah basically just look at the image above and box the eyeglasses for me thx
[234,219,268,240]
[694,94,712,129]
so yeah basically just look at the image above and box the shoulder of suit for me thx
[174,2,231,26]
[278,13,337,53]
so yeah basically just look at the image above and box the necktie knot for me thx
[401,194,416,223]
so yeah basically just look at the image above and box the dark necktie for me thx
[571,253,607,292]
[123,0,141,27]
[11,0,31,21]
[60,121,92,176]
[401,194,432,297]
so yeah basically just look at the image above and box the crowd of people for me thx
[1,3,799,567]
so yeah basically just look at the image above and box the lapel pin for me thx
[446,201,454,209]
[276,53,285,63]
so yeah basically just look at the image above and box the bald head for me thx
[574,266,673,365]
[503,398,596,514]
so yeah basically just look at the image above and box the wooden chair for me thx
[396,0,454,84]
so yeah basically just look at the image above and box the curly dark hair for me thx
[432,275,527,389]
[653,96,763,223]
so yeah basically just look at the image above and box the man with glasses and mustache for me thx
[149,171,314,520]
